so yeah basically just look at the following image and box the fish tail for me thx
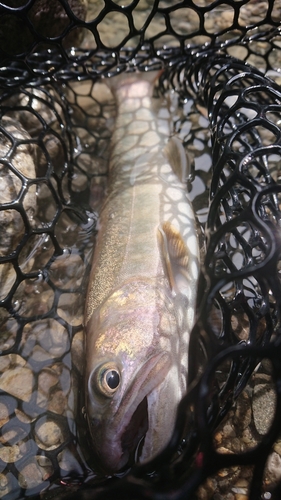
[104,69,163,97]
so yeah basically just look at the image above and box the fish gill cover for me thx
[0,0,281,499]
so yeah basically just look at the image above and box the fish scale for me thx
[84,73,200,473]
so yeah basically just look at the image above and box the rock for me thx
[0,312,18,354]
[38,368,59,394]
[71,330,84,373]
[0,445,20,463]
[0,117,36,259]
[266,451,281,483]
[48,390,67,415]
[35,418,66,450]
[57,448,84,474]
[49,253,86,290]
[234,392,252,430]
[0,365,34,402]
[57,292,83,326]
[252,383,276,435]
[17,459,45,489]
[4,87,69,177]
[273,440,281,455]
[0,402,10,427]
[196,477,216,499]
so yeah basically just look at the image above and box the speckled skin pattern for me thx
[85,75,200,472]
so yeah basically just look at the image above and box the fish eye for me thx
[94,363,121,398]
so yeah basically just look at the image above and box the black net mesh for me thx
[0,1,281,499]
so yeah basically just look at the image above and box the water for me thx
[0,74,213,498]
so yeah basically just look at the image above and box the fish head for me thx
[85,281,185,473]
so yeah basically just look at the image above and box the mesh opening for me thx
[0,1,281,499]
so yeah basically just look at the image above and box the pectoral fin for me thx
[163,136,190,183]
[158,221,190,296]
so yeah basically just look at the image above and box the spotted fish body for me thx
[85,73,200,472]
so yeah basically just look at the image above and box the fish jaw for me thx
[86,350,172,473]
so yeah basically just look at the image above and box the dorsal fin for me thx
[158,221,190,296]
[163,136,190,183]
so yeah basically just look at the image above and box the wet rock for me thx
[30,345,54,364]
[0,365,34,402]
[14,409,34,424]
[35,418,66,450]
[0,313,18,354]
[57,292,83,326]
[222,423,236,439]
[0,445,20,463]
[48,390,67,415]
[234,392,252,431]
[36,455,54,481]
[38,368,59,395]
[0,403,10,427]
[12,279,55,318]
[252,382,276,435]
[234,494,248,500]
[57,448,84,475]
[17,458,49,489]
[4,87,69,177]
[0,117,36,259]
[197,477,216,500]
[265,451,281,484]
[0,473,9,496]
[71,330,84,373]
[273,439,281,455]
[49,252,86,290]
[0,355,10,372]
[21,319,70,359]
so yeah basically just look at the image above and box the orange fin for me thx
[158,221,190,295]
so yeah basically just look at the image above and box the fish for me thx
[84,72,200,473]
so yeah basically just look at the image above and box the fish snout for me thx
[86,352,172,472]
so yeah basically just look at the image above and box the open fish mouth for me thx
[121,396,148,466]
[89,352,171,473]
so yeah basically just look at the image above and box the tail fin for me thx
[104,69,163,97]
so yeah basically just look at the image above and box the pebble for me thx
[0,118,36,260]
[21,319,70,359]
[0,445,20,463]
[35,418,66,450]
[265,451,281,483]
[0,473,9,494]
[17,459,45,489]
[71,330,84,373]
[38,368,59,395]
[49,253,86,290]
[48,390,67,415]
[36,456,54,481]
[0,403,10,427]
[98,10,130,47]
[273,440,281,455]
[57,448,84,475]
[0,313,18,353]
[12,279,55,318]
[57,293,83,326]
[0,355,10,372]
[234,392,252,431]
[252,382,276,435]
[197,477,216,500]
[0,365,34,402]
